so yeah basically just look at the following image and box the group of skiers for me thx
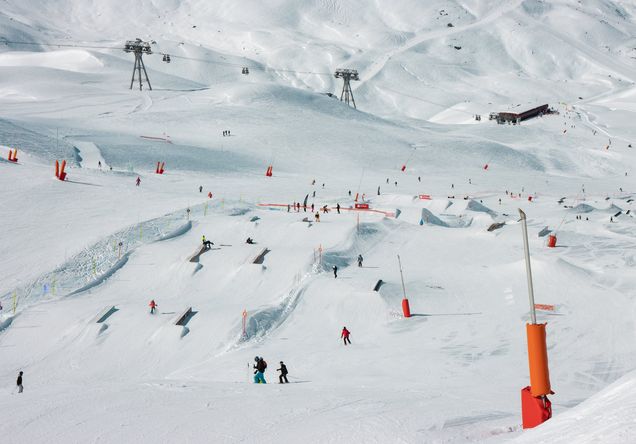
[253,356,289,384]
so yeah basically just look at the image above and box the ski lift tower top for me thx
[334,68,359,109]
[124,38,152,55]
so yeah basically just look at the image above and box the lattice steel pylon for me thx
[334,68,359,108]
[124,39,152,91]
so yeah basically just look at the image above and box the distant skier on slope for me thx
[149,300,157,314]
[16,371,23,393]
[136,176,141,186]
[336,203,341,214]
[277,361,289,384]
[253,356,267,384]
[341,327,351,345]
[357,254,363,267]
[202,235,213,249]
[199,185,203,193]
[333,265,338,278]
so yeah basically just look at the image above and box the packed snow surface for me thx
[1,1,636,443]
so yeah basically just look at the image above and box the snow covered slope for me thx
[0,1,635,443]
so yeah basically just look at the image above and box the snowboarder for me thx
[199,185,203,193]
[16,371,23,393]
[136,176,141,186]
[253,356,267,384]
[246,237,254,244]
[149,299,157,314]
[341,327,351,345]
[202,235,213,249]
[277,361,289,384]
[357,254,363,267]
[336,203,340,214]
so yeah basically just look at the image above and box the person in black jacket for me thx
[277,361,289,384]
[17,371,23,393]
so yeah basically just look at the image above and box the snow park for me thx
[1,0,636,442]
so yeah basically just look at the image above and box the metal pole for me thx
[140,56,152,91]
[130,56,137,89]
[397,255,407,299]
[137,54,143,90]
[518,209,537,325]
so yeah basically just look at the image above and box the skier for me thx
[348,190,351,197]
[386,178,389,184]
[377,186,381,195]
[199,185,203,193]
[418,176,421,182]
[16,371,23,393]
[322,205,328,213]
[136,176,141,186]
[287,204,290,212]
[246,237,254,244]
[98,161,102,169]
[341,327,351,345]
[0,301,3,312]
[336,203,341,214]
[357,254,363,267]
[394,181,397,187]
[277,361,289,384]
[333,265,338,278]
[149,299,157,314]
[313,191,316,198]
[311,203,315,213]
[253,356,267,384]
[315,212,320,222]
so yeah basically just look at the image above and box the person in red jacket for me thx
[149,299,157,314]
[341,326,351,345]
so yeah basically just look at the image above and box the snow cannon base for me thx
[521,386,552,429]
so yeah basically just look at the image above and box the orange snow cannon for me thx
[58,160,67,181]
[8,149,18,162]
[401,298,411,318]
[526,323,551,396]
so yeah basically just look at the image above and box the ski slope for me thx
[1,1,636,443]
